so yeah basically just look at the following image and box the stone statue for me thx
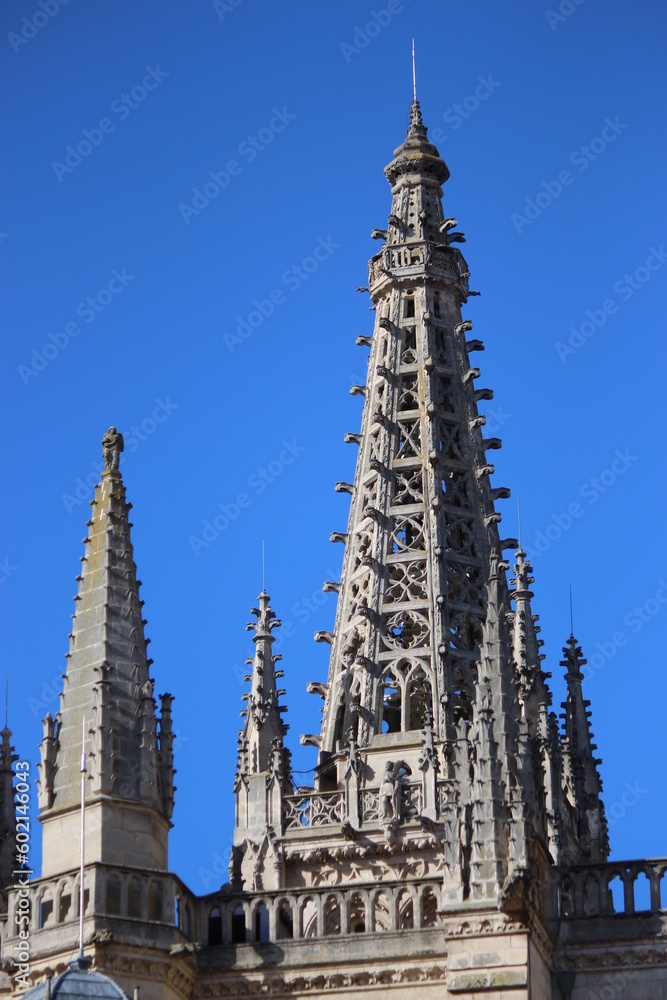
[102,426,124,471]
[379,762,401,823]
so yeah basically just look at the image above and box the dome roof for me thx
[23,958,129,1000]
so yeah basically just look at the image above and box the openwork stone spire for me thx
[316,105,513,762]
[37,428,175,874]
[292,103,608,904]
[226,102,609,910]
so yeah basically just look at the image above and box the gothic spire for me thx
[37,428,175,874]
[510,547,542,714]
[314,102,514,765]
[238,591,287,777]
[232,590,290,890]
[560,634,608,861]
[0,724,18,901]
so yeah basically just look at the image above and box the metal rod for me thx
[569,584,574,636]
[412,39,416,101]
[79,717,86,957]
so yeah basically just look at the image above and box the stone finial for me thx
[408,98,425,133]
[102,426,124,472]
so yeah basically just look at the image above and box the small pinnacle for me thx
[408,99,424,133]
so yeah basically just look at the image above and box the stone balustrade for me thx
[196,878,442,947]
[5,864,197,942]
[557,857,667,919]
[282,780,449,832]
[282,790,344,831]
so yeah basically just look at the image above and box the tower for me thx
[4,431,191,1000]
[37,427,175,876]
[222,98,613,992]
[232,98,606,905]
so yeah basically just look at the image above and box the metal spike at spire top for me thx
[412,38,416,101]
[569,583,574,637]
[517,495,522,549]
[262,539,265,593]
[4,678,7,728]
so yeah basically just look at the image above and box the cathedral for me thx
[2,98,665,1000]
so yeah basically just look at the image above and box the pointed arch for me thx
[148,881,162,922]
[380,669,402,733]
[350,892,365,933]
[323,894,341,935]
[373,891,390,931]
[230,904,245,944]
[397,888,414,929]
[254,902,270,942]
[301,897,318,938]
[276,899,293,939]
[127,877,142,919]
[106,874,121,916]
[208,906,223,945]
[406,664,433,730]
[421,886,438,928]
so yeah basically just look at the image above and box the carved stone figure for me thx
[102,426,124,471]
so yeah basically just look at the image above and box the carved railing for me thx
[199,878,442,946]
[4,863,197,944]
[283,791,344,831]
[556,858,667,919]
[283,781,433,831]
[361,781,425,825]
[437,779,456,813]
[361,788,379,824]
[401,782,423,819]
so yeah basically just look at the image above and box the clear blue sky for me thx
[2,1,666,892]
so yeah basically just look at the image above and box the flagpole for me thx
[79,717,86,958]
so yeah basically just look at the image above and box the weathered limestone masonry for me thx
[1,102,666,1000]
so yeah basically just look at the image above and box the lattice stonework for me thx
[317,107,508,755]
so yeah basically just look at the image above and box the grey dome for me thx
[23,958,128,1000]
